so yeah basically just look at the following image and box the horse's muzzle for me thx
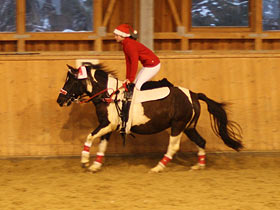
[57,95,69,107]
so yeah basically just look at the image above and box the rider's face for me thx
[114,34,125,42]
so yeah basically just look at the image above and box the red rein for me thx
[79,82,127,104]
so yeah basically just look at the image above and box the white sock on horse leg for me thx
[94,152,104,165]
[81,142,92,164]
[93,140,108,165]
[166,134,182,156]
[160,133,182,167]
[159,154,172,167]
[82,141,92,157]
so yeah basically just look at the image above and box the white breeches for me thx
[134,63,161,90]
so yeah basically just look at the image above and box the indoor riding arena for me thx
[1,1,280,210]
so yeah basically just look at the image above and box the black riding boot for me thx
[120,83,135,144]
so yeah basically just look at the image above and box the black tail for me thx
[197,93,243,151]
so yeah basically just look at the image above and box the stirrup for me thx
[120,127,126,134]
[120,129,126,146]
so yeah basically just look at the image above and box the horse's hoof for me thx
[81,162,90,168]
[190,163,205,171]
[87,169,99,173]
[88,164,102,173]
[149,164,164,173]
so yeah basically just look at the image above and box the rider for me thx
[113,24,161,135]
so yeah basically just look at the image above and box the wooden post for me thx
[94,0,103,51]
[140,0,154,50]
[181,0,189,50]
[254,0,263,50]
[16,0,26,52]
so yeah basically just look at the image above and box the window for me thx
[263,0,280,31]
[25,0,93,32]
[191,0,249,27]
[0,0,16,32]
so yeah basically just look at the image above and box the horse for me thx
[56,62,243,173]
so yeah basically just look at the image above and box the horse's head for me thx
[56,64,87,107]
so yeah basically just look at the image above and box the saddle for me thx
[134,78,174,103]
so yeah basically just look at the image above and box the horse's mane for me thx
[83,62,118,78]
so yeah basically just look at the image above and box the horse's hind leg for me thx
[184,128,206,170]
[150,132,183,173]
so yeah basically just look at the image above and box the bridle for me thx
[60,75,128,105]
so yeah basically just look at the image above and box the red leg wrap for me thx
[83,145,90,152]
[198,155,206,165]
[160,155,172,166]
[95,154,104,164]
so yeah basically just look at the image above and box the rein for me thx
[79,82,127,104]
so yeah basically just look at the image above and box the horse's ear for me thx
[67,64,74,70]
[66,64,78,77]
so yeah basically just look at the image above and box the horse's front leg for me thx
[87,133,111,172]
[81,123,112,169]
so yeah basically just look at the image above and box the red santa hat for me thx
[113,24,137,37]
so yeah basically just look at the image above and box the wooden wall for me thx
[1,51,280,157]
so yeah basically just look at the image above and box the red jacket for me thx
[122,38,160,82]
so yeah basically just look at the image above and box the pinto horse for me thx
[57,63,243,173]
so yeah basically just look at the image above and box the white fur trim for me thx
[85,142,92,147]
[82,150,89,155]
[114,29,130,37]
[96,152,104,156]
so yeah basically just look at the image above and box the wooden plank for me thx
[102,0,116,27]
[167,0,182,26]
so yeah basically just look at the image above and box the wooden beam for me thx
[102,0,116,27]
[167,0,182,26]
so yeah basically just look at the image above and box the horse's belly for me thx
[131,103,170,134]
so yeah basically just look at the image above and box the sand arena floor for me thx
[0,152,280,210]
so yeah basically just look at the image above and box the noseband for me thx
[59,88,81,104]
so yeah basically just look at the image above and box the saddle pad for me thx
[135,87,170,103]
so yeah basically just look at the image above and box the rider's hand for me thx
[124,79,131,84]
